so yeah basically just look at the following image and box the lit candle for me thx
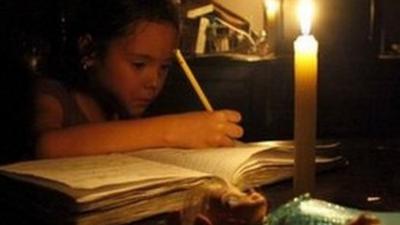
[293,0,318,196]
[264,0,280,54]
[265,0,279,24]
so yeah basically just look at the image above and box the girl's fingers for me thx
[214,110,242,123]
[225,124,244,138]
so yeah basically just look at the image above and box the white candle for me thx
[293,0,318,196]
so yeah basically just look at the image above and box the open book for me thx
[0,141,343,225]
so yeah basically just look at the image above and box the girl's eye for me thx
[161,63,172,72]
[131,62,146,70]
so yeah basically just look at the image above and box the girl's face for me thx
[93,21,178,117]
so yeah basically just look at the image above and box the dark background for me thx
[1,0,399,163]
[149,0,400,141]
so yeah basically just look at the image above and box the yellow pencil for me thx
[174,49,214,112]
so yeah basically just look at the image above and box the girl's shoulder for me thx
[35,77,89,126]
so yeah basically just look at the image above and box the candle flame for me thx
[298,0,314,35]
[265,0,279,15]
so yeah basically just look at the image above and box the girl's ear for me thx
[78,34,96,70]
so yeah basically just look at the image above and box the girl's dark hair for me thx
[53,0,180,88]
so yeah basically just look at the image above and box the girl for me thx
[33,2,267,223]
[34,0,244,158]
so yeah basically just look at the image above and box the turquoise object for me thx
[264,194,362,225]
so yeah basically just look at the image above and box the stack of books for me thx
[180,0,251,55]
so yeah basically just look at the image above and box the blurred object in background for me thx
[180,0,276,58]
[376,0,400,58]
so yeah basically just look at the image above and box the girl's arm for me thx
[35,94,244,158]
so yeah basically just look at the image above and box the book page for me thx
[0,154,210,190]
[231,147,343,188]
[128,142,343,189]
[127,145,274,183]
[0,155,228,224]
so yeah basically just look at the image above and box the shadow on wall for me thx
[0,51,36,164]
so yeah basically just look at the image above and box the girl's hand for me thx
[162,110,244,149]
[197,188,267,225]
